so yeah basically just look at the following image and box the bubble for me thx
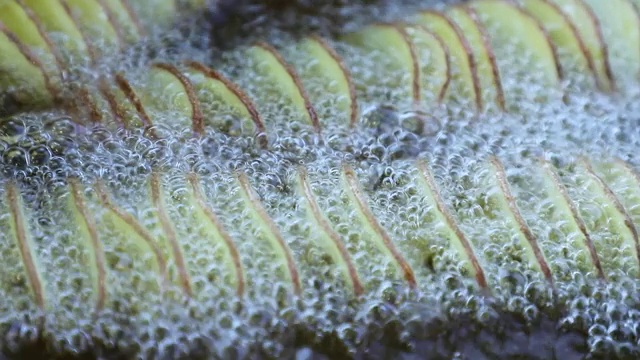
[0,117,25,138]
[3,146,29,168]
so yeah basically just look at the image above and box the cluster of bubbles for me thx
[1,1,640,359]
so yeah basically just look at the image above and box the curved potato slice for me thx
[61,0,119,51]
[97,0,142,44]
[535,161,606,280]
[570,159,640,277]
[582,0,640,89]
[0,27,54,110]
[185,61,265,141]
[20,0,90,61]
[445,5,505,111]
[112,73,154,133]
[286,36,358,128]
[120,0,175,30]
[235,172,302,294]
[95,182,168,293]
[488,158,554,284]
[414,11,478,109]
[341,165,417,288]
[1,1,63,84]
[148,173,193,297]
[342,24,420,106]
[548,0,614,91]
[139,64,197,131]
[1,183,49,311]
[469,0,560,107]
[415,161,489,289]
[185,174,246,298]
[245,43,320,132]
[402,25,450,106]
[517,0,597,89]
[68,180,108,311]
[0,1,51,53]
[296,167,364,295]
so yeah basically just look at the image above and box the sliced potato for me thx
[341,165,417,288]
[245,43,320,132]
[548,0,614,91]
[285,36,358,128]
[62,0,119,50]
[97,0,142,43]
[20,0,90,61]
[186,61,264,139]
[402,25,451,106]
[0,28,54,110]
[1,183,49,310]
[517,0,597,89]
[469,0,561,107]
[487,158,554,283]
[446,5,504,111]
[582,0,640,89]
[235,172,302,294]
[184,174,246,298]
[342,24,419,107]
[414,11,478,108]
[296,168,364,295]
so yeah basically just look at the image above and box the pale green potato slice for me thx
[146,173,193,297]
[469,0,560,107]
[295,167,364,295]
[445,5,505,111]
[245,43,320,132]
[517,0,597,89]
[123,0,176,30]
[285,36,358,128]
[582,0,640,89]
[183,174,246,298]
[340,165,418,288]
[486,158,554,283]
[0,29,54,109]
[185,61,264,140]
[98,0,142,43]
[235,172,302,294]
[94,182,167,296]
[342,24,419,106]
[548,0,614,91]
[0,1,41,45]
[568,159,640,278]
[67,180,108,312]
[534,161,606,280]
[415,161,489,289]
[21,0,90,61]
[139,64,196,132]
[0,183,49,311]
[414,11,478,108]
[402,25,450,106]
[62,0,119,51]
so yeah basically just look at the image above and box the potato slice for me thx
[284,36,358,128]
[469,0,561,107]
[342,24,419,107]
[415,11,480,109]
[245,43,320,132]
[517,0,597,89]
[403,24,451,106]
[296,168,364,295]
[548,0,614,91]
[1,183,49,310]
[446,5,505,111]
[186,61,264,140]
[20,0,90,61]
[582,0,640,89]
